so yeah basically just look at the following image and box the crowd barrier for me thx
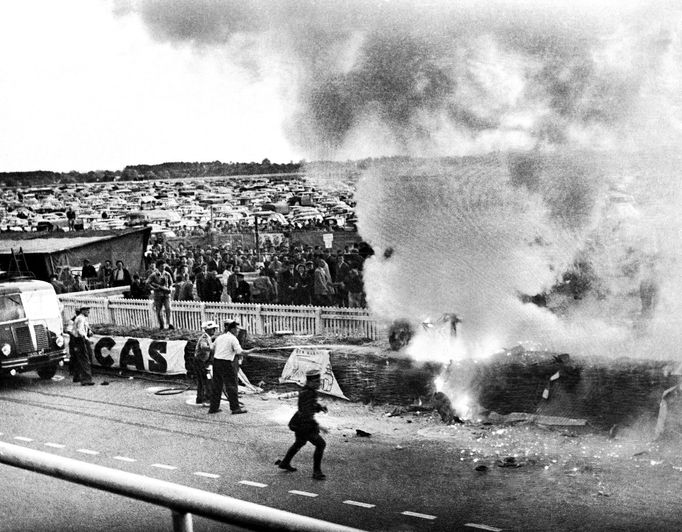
[59,294,383,340]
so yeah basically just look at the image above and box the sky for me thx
[0,0,296,172]
[2,0,680,173]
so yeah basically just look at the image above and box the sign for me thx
[322,233,334,249]
[91,335,188,375]
[279,347,348,400]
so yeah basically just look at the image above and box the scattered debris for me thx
[596,490,611,497]
[496,457,523,468]
[474,464,489,472]
[464,522,503,531]
[654,384,680,440]
[51,375,65,381]
[633,451,649,457]
[395,445,404,450]
[356,429,372,438]
[101,381,109,386]
[387,406,407,417]
[487,412,587,426]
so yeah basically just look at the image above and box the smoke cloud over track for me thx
[121,1,682,361]
[120,0,682,157]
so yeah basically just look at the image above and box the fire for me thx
[452,392,474,420]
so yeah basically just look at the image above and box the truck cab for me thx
[0,280,68,379]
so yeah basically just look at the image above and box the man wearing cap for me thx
[208,321,252,414]
[71,306,95,386]
[276,370,328,480]
[194,321,217,405]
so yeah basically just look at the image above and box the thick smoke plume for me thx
[120,0,682,157]
[122,1,682,365]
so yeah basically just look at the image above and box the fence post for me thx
[199,302,206,324]
[256,305,264,335]
[148,300,156,328]
[104,298,112,324]
[315,307,322,335]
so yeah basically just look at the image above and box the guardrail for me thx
[59,295,384,340]
[0,441,363,532]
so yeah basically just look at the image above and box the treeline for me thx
[0,159,302,187]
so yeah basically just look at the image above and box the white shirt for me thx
[73,314,91,339]
[212,331,242,361]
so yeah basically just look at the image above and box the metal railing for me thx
[0,441,363,532]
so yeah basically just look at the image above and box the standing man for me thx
[194,321,217,406]
[313,258,334,307]
[111,260,132,287]
[275,370,328,480]
[97,260,114,288]
[147,260,174,329]
[71,306,95,386]
[208,321,250,415]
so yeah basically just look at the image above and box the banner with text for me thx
[279,347,348,400]
[91,335,188,375]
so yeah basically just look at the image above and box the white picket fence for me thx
[59,294,382,340]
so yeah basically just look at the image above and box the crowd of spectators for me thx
[51,241,370,309]
[137,240,369,308]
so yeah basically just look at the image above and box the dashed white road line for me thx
[44,442,66,449]
[151,463,177,470]
[194,472,220,479]
[401,511,437,520]
[239,480,268,488]
[77,449,100,455]
[464,524,503,531]
[289,490,318,498]
[14,436,33,442]
[113,456,137,463]
[343,500,376,509]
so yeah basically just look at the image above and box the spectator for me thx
[346,269,364,308]
[97,260,114,288]
[49,274,66,294]
[204,269,224,302]
[233,273,251,303]
[278,261,297,305]
[81,259,97,280]
[195,264,208,301]
[252,268,275,304]
[129,273,149,299]
[335,252,350,307]
[147,260,174,329]
[313,258,334,307]
[111,260,132,287]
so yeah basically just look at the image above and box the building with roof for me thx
[0,227,152,281]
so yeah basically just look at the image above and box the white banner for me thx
[91,335,188,375]
[279,347,348,400]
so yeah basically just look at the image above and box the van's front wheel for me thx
[37,364,58,380]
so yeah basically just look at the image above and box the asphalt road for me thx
[4,369,682,532]
[0,369,461,532]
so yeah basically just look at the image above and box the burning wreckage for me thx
[387,314,682,440]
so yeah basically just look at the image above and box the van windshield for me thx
[0,294,26,322]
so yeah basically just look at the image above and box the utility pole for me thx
[254,213,260,263]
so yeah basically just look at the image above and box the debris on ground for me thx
[387,406,407,417]
[356,429,372,437]
[496,457,523,468]
[475,464,489,472]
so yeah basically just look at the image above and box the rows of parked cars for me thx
[0,173,358,235]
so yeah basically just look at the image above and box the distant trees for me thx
[0,159,303,187]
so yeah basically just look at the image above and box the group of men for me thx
[193,320,252,415]
[193,319,329,479]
